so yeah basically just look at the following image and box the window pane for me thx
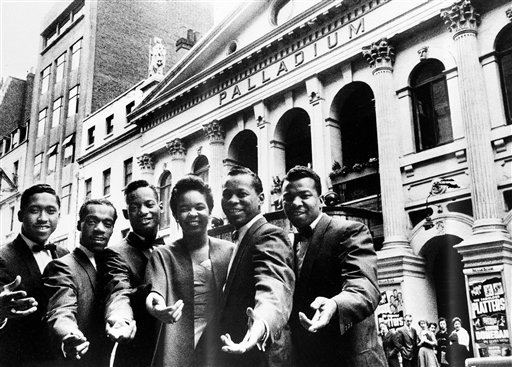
[38,109,47,138]
[61,184,72,215]
[432,79,453,145]
[55,53,66,83]
[87,126,95,145]
[41,66,51,94]
[103,169,111,196]
[71,39,82,70]
[52,98,62,127]
[124,158,133,186]
[64,143,74,166]
[68,85,79,117]
[34,153,43,178]
[106,114,114,135]
[48,153,57,173]
[500,52,512,122]
[85,178,92,200]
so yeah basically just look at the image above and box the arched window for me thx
[159,171,172,229]
[193,155,209,183]
[411,59,453,151]
[496,27,512,123]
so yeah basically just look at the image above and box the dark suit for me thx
[382,330,400,367]
[43,248,108,366]
[97,232,163,367]
[396,325,419,367]
[208,216,295,367]
[0,234,68,367]
[290,214,386,367]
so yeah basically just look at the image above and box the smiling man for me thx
[0,184,68,367]
[213,166,295,367]
[281,166,385,367]
[98,180,165,367]
[44,198,117,366]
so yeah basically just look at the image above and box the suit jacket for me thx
[382,330,400,367]
[43,248,108,366]
[290,214,386,367]
[210,216,295,367]
[97,232,164,367]
[145,237,234,367]
[396,325,419,361]
[0,234,68,367]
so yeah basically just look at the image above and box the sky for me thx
[0,0,239,81]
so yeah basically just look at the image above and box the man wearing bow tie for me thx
[0,184,68,366]
[281,166,385,367]
[97,180,165,366]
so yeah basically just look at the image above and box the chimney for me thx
[176,29,199,56]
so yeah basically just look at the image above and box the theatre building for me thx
[79,0,512,359]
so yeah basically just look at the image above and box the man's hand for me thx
[106,319,137,342]
[145,292,183,324]
[62,330,89,360]
[0,275,37,320]
[298,297,337,333]
[221,307,266,354]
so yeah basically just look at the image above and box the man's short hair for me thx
[439,317,447,324]
[452,317,461,325]
[20,184,60,211]
[124,180,159,203]
[226,166,263,194]
[170,175,214,218]
[283,165,322,195]
[449,332,459,343]
[78,198,118,223]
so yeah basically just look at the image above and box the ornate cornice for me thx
[137,154,155,170]
[440,0,480,38]
[203,120,225,143]
[166,138,186,159]
[362,38,395,72]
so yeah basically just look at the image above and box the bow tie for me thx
[294,226,313,242]
[231,230,239,242]
[33,243,56,253]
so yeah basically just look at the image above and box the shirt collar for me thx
[77,245,96,269]
[293,212,323,233]
[20,232,47,252]
[236,213,264,244]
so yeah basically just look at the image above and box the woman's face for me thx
[176,190,210,236]
[429,324,436,333]
[419,321,427,329]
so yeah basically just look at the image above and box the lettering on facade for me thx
[218,17,366,106]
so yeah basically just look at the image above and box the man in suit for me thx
[281,166,386,367]
[44,198,117,365]
[98,179,165,366]
[396,314,419,367]
[0,184,68,366]
[215,166,295,367]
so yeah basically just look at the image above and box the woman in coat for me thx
[145,175,234,367]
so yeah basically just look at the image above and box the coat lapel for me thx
[298,214,330,285]
[209,237,232,295]
[73,248,97,295]
[13,235,42,280]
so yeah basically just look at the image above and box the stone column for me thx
[203,120,225,217]
[166,138,187,180]
[325,117,342,168]
[270,139,286,180]
[362,38,408,249]
[440,1,508,236]
[305,76,330,190]
[254,101,272,212]
[136,153,155,183]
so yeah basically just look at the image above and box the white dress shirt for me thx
[20,233,53,274]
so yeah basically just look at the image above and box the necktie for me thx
[293,226,313,275]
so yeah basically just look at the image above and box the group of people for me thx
[0,165,390,366]
[379,315,471,367]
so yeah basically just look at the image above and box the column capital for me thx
[166,138,186,160]
[507,6,512,22]
[362,38,395,72]
[137,153,154,171]
[203,120,225,143]
[440,0,480,38]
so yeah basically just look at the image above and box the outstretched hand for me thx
[146,292,184,324]
[0,275,37,320]
[299,296,337,333]
[221,307,266,354]
[106,319,137,342]
[62,330,89,360]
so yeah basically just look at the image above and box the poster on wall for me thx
[376,287,404,330]
[468,273,511,357]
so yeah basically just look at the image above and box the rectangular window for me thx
[68,85,79,117]
[106,114,114,135]
[72,3,84,21]
[55,53,66,83]
[47,144,58,173]
[38,109,47,138]
[13,161,19,186]
[61,184,72,215]
[11,130,19,148]
[44,27,57,48]
[126,101,135,116]
[124,158,133,186]
[34,153,43,179]
[41,65,51,94]
[9,207,15,232]
[103,168,111,196]
[63,133,75,166]
[71,39,82,70]
[87,126,95,145]
[52,98,62,127]
[85,178,92,200]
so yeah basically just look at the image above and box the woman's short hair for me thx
[429,322,437,329]
[452,317,462,325]
[170,175,214,218]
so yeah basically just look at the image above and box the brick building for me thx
[16,0,213,245]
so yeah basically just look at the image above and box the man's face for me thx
[405,316,413,327]
[282,177,322,229]
[439,320,447,330]
[19,192,60,245]
[79,204,115,252]
[221,174,263,229]
[124,187,162,238]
